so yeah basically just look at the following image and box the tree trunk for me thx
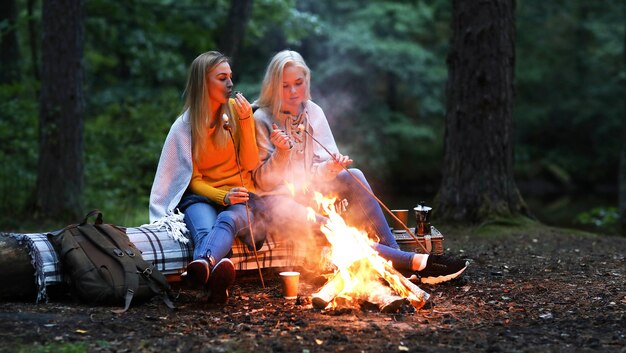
[436,0,528,223]
[27,0,40,81]
[0,0,21,83]
[35,0,85,222]
[618,24,626,236]
[218,0,254,70]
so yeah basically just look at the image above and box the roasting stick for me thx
[223,114,266,288]
[298,124,430,254]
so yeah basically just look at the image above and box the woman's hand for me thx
[270,123,292,151]
[325,153,353,175]
[224,187,250,205]
[233,92,252,119]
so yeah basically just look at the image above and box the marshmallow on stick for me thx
[222,114,231,130]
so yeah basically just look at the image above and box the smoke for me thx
[252,191,331,273]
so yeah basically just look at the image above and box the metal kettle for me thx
[413,201,432,236]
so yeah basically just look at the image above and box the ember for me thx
[309,192,430,312]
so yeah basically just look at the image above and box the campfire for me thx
[308,192,430,312]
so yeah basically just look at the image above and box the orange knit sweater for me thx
[188,99,259,205]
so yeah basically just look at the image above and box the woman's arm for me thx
[229,96,259,171]
[237,113,260,171]
[305,102,344,181]
[252,109,291,192]
[188,163,229,205]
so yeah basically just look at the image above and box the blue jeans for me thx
[265,169,415,271]
[179,194,252,264]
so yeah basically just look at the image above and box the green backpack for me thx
[48,210,175,312]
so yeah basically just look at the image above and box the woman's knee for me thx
[337,168,372,192]
[337,168,366,183]
[184,202,218,235]
[216,205,249,233]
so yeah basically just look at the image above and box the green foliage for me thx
[300,0,450,191]
[84,88,182,226]
[248,0,322,44]
[312,1,449,113]
[2,0,624,230]
[576,207,619,230]
[237,0,321,81]
[515,0,625,187]
[0,82,39,229]
[17,342,88,353]
[328,104,442,186]
[85,0,227,90]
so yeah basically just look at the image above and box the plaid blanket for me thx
[2,222,306,303]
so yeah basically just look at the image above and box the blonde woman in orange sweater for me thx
[150,51,259,303]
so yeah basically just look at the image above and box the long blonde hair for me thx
[256,50,311,119]
[183,51,234,160]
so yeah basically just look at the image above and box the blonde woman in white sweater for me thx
[253,50,468,284]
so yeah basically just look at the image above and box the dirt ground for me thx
[0,225,624,353]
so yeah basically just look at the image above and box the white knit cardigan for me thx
[253,100,339,195]
[149,111,193,223]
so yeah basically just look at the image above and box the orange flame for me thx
[310,192,430,309]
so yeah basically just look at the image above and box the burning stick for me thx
[367,285,407,313]
[318,294,355,312]
[377,259,429,310]
[297,124,429,254]
[311,272,345,309]
[223,114,265,288]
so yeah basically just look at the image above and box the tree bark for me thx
[35,0,86,222]
[618,23,626,236]
[218,0,254,70]
[0,0,21,83]
[437,0,528,223]
[27,0,40,81]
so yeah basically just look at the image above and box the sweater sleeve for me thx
[236,111,260,171]
[306,102,341,181]
[252,108,292,192]
[188,162,229,205]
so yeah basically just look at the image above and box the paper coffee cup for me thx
[391,209,409,230]
[279,271,300,299]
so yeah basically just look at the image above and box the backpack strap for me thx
[96,224,175,311]
[80,209,103,225]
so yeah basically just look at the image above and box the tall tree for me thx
[219,0,254,70]
[35,0,85,222]
[436,0,528,222]
[618,24,626,236]
[0,0,21,83]
[27,0,40,81]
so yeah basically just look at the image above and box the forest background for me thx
[0,0,624,235]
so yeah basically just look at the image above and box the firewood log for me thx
[377,261,429,310]
[311,272,345,309]
[0,236,38,301]
[366,284,406,313]
[333,295,356,310]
